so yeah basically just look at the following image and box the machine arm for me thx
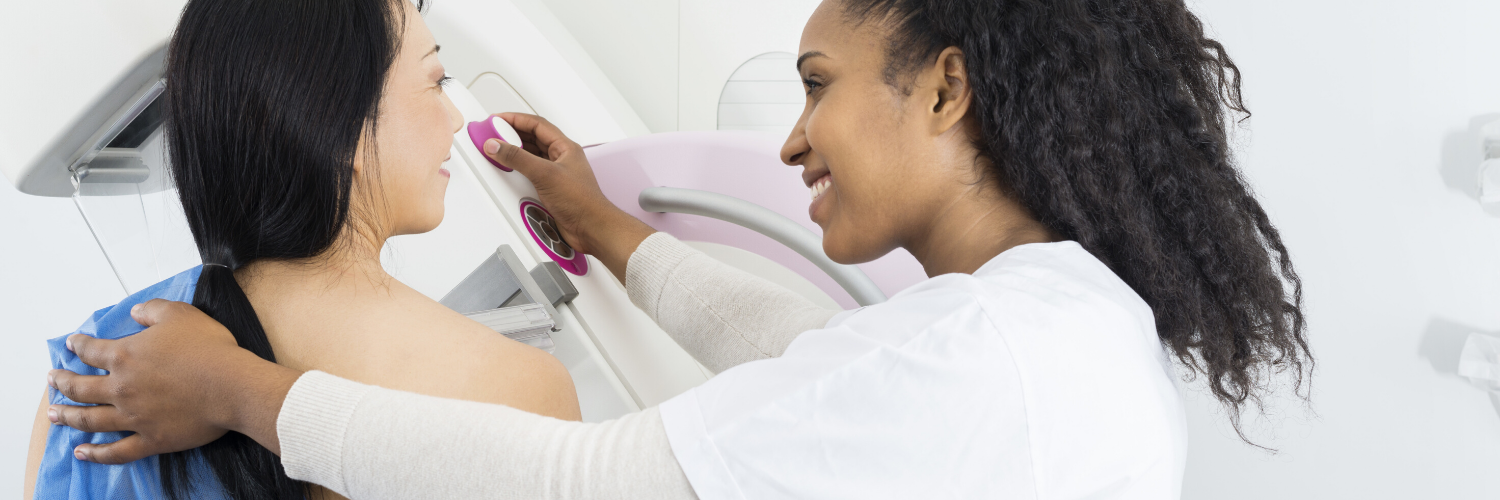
[638,187,887,307]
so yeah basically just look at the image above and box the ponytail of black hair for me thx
[839,0,1311,445]
[160,0,422,497]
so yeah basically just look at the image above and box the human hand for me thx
[484,112,655,281]
[47,299,300,463]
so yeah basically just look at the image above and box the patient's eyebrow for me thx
[424,45,441,58]
[796,51,827,72]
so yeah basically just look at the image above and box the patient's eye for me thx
[437,75,454,90]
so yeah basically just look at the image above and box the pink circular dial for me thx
[519,198,588,275]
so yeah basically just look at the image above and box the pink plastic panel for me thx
[584,131,926,309]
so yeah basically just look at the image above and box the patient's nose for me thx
[443,92,463,134]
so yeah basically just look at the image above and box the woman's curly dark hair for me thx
[842,0,1312,444]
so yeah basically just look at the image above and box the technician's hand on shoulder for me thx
[47,299,297,464]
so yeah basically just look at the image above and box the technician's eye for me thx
[803,79,822,96]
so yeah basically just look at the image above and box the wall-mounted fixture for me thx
[1480,120,1500,205]
[717,52,803,138]
[1459,333,1500,392]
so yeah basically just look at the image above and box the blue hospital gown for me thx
[34,266,229,499]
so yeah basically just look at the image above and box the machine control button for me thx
[519,198,588,275]
[466,115,524,172]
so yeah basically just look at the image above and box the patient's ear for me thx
[351,134,368,175]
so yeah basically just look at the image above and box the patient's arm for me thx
[25,388,48,499]
[625,232,841,373]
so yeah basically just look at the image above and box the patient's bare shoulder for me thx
[259,278,582,421]
[424,312,581,421]
[337,294,580,421]
[25,388,48,500]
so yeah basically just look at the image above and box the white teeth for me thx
[810,176,831,200]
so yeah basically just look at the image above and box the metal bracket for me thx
[74,149,152,184]
[530,261,579,307]
[464,303,556,352]
[439,245,583,353]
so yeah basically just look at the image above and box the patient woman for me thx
[24,0,578,498]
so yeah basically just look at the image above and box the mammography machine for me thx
[1,0,926,421]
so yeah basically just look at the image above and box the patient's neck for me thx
[234,225,395,301]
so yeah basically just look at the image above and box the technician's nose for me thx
[781,105,811,166]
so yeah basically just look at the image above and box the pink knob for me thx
[467,116,523,172]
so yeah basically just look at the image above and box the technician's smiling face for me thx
[782,1,976,265]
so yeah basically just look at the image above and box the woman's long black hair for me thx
[841,0,1311,443]
[160,0,420,497]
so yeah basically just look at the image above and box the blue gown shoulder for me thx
[34,266,229,500]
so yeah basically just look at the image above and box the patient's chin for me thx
[417,213,444,234]
[398,207,445,236]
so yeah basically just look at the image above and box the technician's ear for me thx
[926,46,973,135]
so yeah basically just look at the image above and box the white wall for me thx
[533,0,681,133]
[3,0,1500,497]
[1180,1,1500,498]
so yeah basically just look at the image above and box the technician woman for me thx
[47,0,1313,498]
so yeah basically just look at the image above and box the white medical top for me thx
[658,241,1188,500]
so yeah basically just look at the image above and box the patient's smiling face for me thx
[353,1,464,239]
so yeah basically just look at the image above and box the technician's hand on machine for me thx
[47,300,295,464]
[481,112,656,282]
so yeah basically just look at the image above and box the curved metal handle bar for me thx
[639,187,887,306]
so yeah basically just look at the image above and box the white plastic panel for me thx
[0,0,186,193]
[534,0,680,133]
[467,73,537,115]
[425,0,649,145]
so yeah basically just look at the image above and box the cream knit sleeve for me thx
[625,232,841,373]
[279,371,698,500]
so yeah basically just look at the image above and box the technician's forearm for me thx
[223,358,301,456]
[278,372,697,500]
[625,233,840,372]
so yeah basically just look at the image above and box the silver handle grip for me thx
[639,187,887,306]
